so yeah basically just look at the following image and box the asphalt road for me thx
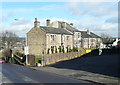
[50,54,119,78]
[1,63,98,84]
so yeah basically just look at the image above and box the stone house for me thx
[81,30,102,49]
[27,18,102,55]
[49,20,82,50]
[27,18,73,55]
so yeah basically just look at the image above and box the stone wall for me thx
[42,52,81,66]
[36,48,86,66]
[27,28,46,55]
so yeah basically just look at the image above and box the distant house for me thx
[27,18,102,55]
[81,30,102,49]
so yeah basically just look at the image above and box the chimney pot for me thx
[34,18,40,28]
[61,22,66,28]
[46,19,50,26]
[70,23,73,26]
[87,30,90,35]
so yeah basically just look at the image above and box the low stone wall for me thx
[38,52,81,66]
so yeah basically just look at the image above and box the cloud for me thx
[3,8,33,14]
[66,2,103,16]
[0,12,15,22]
[66,2,118,18]
[92,4,118,17]
[101,23,118,30]
[0,23,32,37]
[0,17,118,37]
[11,18,33,25]
[105,17,118,23]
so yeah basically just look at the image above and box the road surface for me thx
[50,54,119,78]
[1,63,98,84]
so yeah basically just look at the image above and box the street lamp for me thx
[14,19,29,65]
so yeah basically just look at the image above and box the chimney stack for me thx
[46,19,50,26]
[70,23,73,26]
[87,30,90,35]
[34,18,40,28]
[61,22,66,28]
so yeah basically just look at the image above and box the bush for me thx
[47,48,50,54]
[1,57,5,60]
[51,48,54,53]
[73,47,78,52]
[66,47,69,53]
[62,46,65,53]
[96,45,99,49]
[36,57,42,64]
[58,46,62,53]
[42,50,44,54]
[55,47,58,53]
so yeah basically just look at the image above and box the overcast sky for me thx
[0,0,119,37]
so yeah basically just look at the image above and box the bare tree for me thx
[100,33,113,44]
[0,31,19,49]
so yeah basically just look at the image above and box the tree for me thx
[0,31,19,49]
[100,33,113,44]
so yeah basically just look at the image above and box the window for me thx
[63,36,65,41]
[51,35,56,41]
[91,39,95,42]
[78,33,80,38]
[66,36,69,40]
[73,34,76,38]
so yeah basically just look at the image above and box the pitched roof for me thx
[81,31,101,38]
[40,26,73,35]
[65,23,80,32]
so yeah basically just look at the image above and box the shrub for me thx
[62,46,65,53]
[42,50,44,54]
[51,48,54,53]
[36,57,42,64]
[68,48,72,52]
[96,45,99,49]
[55,47,58,53]
[66,47,69,53]
[73,47,78,52]
[47,48,50,54]
[1,57,5,60]
[58,46,62,53]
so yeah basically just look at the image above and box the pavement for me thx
[29,54,120,85]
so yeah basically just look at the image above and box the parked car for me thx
[0,59,5,63]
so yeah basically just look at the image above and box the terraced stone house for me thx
[27,18,102,55]
[27,18,73,55]
[81,30,102,49]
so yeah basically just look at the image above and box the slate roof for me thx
[65,23,80,32]
[40,26,73,35]
[81,31,101,38]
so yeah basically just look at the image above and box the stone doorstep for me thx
[29,67,119,84]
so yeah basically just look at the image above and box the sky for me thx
[0,0,119,38]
